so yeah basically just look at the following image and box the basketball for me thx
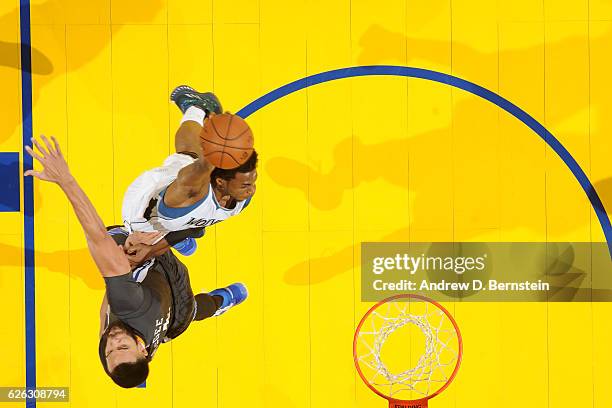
[200,113,254,169]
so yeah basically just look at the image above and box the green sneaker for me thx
[170,85,223,115]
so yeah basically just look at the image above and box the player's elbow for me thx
[196,156,214,173]
[88,226,113,245]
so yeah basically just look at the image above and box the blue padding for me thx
[0,152,20,212]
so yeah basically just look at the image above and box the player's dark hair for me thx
[211,150,258,187]
[109,358,150,388]
[99,320,150,387]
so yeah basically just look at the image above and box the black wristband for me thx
[164,228,205,246]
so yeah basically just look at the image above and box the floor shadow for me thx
[284,227,410,285]
[275,23,612,286]
[1,241,104,290]
[592,178,612,211]
[1,0,165,144]
[0,40,53,74]
[277,126,611,286]
[356,23,611,126]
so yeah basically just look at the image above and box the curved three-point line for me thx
[237,65,612,258]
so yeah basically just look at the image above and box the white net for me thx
[355,298,460,401]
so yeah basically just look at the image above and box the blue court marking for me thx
[20,0,36,406]
[0,152,20,212]
[236,65,612,258]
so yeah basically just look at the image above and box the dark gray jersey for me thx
[103,263,173,358]
[100,227,199,359]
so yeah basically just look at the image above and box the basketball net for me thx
[354,297,461,407]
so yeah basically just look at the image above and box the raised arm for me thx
[25,135,131,278]
[163,118,214,206]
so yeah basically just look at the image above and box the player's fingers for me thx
[131,231,161,245]
[126,252,142,261]
[25,145,44,162]
[142,231,162,244]
[51,136,64,157]
[31,137,49,158]
[41,135,56,157]
[23,170,49,181]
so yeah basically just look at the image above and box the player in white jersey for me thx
[122,86,257,264]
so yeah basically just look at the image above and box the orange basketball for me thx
[200,113,254,169]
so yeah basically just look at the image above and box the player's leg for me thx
[174,119,203,158]
[159,87,222,209]
[193,283,248,321]
[193,293,222,320]
[171,86,223,156]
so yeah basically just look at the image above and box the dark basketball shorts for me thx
[156,251,196,341]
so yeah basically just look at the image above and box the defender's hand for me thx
[24,135,73,186]
[125,231,163,247]
[125,243,163,265]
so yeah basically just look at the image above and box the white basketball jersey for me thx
[122,153,251,237]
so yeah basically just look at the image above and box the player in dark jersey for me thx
[25,135,248,388]
[99,226,247,387]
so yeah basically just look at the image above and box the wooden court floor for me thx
[2,0,612,407]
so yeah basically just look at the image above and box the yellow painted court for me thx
[2,0,612,406]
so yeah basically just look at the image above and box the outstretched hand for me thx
[124,243,159,266]
[24,135,74,186]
